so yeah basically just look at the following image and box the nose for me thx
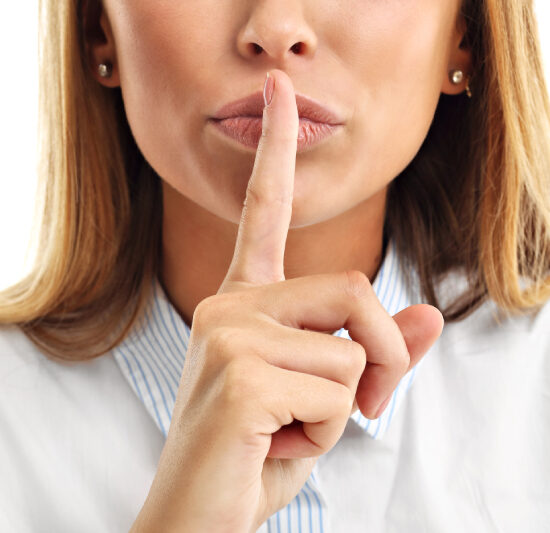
[237,1,318,64]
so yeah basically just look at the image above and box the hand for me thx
[131,69,444,533]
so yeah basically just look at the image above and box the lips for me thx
[211,91,344,125]
[209,91,344,152]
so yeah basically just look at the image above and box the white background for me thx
[1,3,550,289]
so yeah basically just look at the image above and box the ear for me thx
[441,12,473,96]
[81,0,120,88]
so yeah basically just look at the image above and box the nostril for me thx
[248,41,304,56]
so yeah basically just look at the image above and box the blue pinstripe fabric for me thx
[111,240,422,532]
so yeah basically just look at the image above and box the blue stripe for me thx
[296,492,303,533]
[164,289,189,347]
[384,386,400,434]
[372,244,388,294]
[362,415,371,432]
[137,324,178,400]
[140,315,180,388]
[386,268,402,315]
[406,365,418,392]
[153,280,190,349]
[116,347,145,403]
[287,499,292,532]
[109,241,423,533]
[125,340,172,429]
[379,245,398,308]
[122,342,167,436]
[152,287,187,372]
[305,479,324,533]
[375,244,391,299]
[148,295,185,377]
[385,261,399,315]
[142,323,181,389]
[301,486,313,532]
[372,413,383,439]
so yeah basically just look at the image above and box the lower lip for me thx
[208,116,341,152]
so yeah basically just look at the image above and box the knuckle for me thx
[343,269,373,302]
[192,296,219,330]
[343,340,367,378]
[385,344,410,375]
[192,294,235,335]
[245,183,293,210]
[244,184,263,207]
[396,348,411,372]
[333,382,354,414]
[203,326,241,361]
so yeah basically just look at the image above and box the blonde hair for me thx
[1,0,549,361]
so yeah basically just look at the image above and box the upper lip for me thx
[210,91,344,126]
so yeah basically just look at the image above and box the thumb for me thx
[393,304,444,370]
[350,303,443,415]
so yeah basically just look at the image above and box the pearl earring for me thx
[98,62,113,79]
[449,69,473,99]
[450,69,464,85]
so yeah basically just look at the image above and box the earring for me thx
[98,62,113,79]
[449,69,464,85]
[449,69,473,98]
[465,77,473,99]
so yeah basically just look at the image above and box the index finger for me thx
[222,69,299,288]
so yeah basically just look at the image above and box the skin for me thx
[135,70,446,532]
[85,1,470,528]
[88,0,471,326]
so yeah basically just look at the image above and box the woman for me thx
[1,0,549,531]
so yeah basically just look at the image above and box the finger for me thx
[232,270,441,419]
[231,322,366,393]
[262,271,409,420]
[354,304,444,418]
[349,304,444,415]
[393,304,444,372]
[223,69,299,288]
[256,364,353,459]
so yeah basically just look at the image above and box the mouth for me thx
[208,90,345,153]
[209,116,342,152]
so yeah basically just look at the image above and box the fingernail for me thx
[263,72,274,107]
[374,394,392,419]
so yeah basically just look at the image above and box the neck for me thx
[160,186,387,327]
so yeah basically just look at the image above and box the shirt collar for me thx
[111,240,423,440]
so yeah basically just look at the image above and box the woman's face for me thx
[94,0,469,227]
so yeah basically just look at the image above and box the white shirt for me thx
[0,242,549,532]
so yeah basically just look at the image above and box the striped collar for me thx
[112,240,423,441]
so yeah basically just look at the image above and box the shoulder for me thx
[437,288,550,360]
[0,324,36,352]
[0,325,110,407]
[0,326,74,420]
[0,327,164,531]
[0,325,46,381]
[0,325,82,382]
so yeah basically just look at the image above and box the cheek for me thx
[109,2,223,185]
[342,2,452,184]
[104,0,457,226]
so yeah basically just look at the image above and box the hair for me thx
[0,0,549,362]
[387,0,550,319]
